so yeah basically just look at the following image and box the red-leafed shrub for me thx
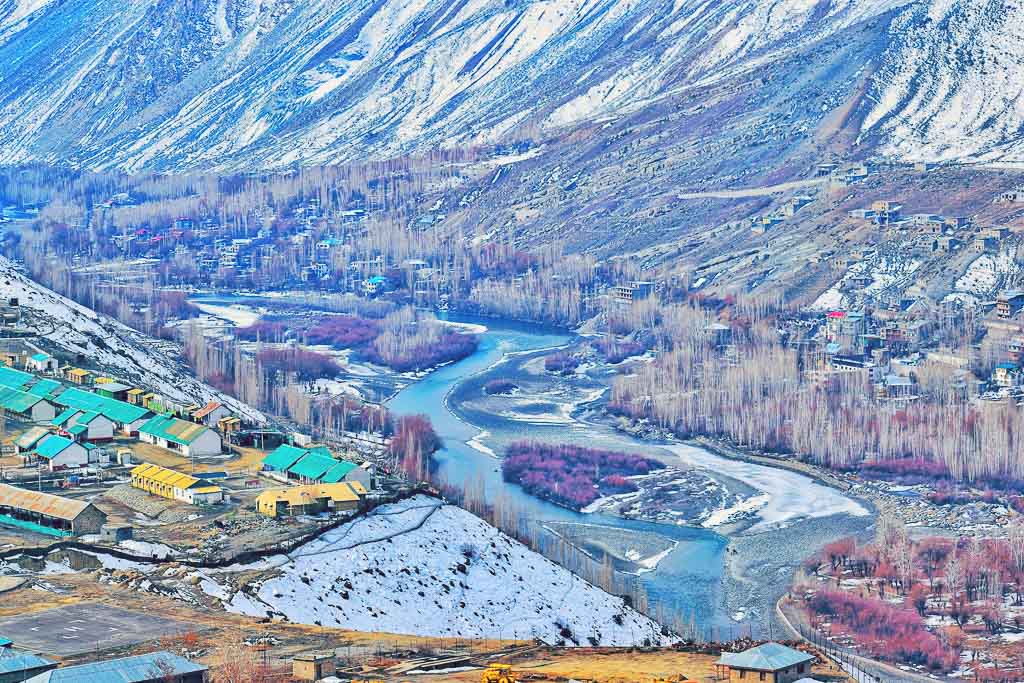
[501,442,663,510]
[807,590,958,670]
[544,352,579,375]
[306,315,380,348]
[237,319,290,341]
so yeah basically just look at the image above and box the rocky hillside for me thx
[0,256,264,421]
[0,0,1020,172]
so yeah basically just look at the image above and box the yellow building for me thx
[256,482,364,518]
[65,367,92,385]
[130,463,224,505]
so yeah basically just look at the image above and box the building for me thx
[138,415,222,458]
[63,368,92,385]
[95,382,133,401]
[0,483,106,536]
[52,387,151,435]
[996,291,1024,319]
[24,651,207,683]
[716,642,815,683]
[870,201,902,224]
[13,427,49,456]
[53,408,114,441]
[992,363,1023,389]
[191,401,231,427]
[130,463,224,505]
[256,483,364,518]
[0,641,56,683]
[0,388,55,423]
[34,435,89,471]
[292,653,336,682]
[24,353,56,375]
[613,281,655,304]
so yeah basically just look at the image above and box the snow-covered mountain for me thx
[0,257,264,421]
[0,0,1020,171]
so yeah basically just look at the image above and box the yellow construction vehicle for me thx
[481,663,517,683]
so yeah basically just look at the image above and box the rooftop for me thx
[138,414,210,446]
[0,483,93,521]
[718,642,814,672]
[25,651,206,683]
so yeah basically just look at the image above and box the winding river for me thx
[190,296,871,638]
[386,316,872,638]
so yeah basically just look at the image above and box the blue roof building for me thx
[0,643,56,682]
[24,651,207,683]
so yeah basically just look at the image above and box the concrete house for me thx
[25,353,57,374]
[138,415,222,458]
[716,642,815,683]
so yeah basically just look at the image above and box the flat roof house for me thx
[138,415,222,458]
[25,651,207,683]
[716,643,815,683]
[0,483,106,536]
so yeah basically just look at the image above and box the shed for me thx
[192,401,231,426]
[25,353,57,374]
[0,483,106,536]
[13,427,50,455]
[716,642,815,683]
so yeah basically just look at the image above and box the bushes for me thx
[390,414,442,481]
[594,338,647,364]
[501,442,663,510]
[807,590,958,670]
[364,330,478,372]
[237,319,290,341]
[306,315,379,348]
[544,352,580,375]
[484,379,518,395]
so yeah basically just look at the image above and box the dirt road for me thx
[677,177,827,200]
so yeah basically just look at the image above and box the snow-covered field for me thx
[218,495,671,645]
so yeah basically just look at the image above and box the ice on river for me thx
[665,444,868,532]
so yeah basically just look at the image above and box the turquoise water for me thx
[386,317,731,633]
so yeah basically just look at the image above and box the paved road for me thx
[677,177,827,200]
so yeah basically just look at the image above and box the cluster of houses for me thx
[847,201,1009,256]
[0,357,238,472]
[255,443,373,518]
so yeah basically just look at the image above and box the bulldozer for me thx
[481,663,517,683]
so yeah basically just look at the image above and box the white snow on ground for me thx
[223,495,670,645]
[118,540,179,559]
[701,493,770,528]
[190,300,261,327]
[0,257,264,422]
[665,444,868,531]
[952,250,1020,296]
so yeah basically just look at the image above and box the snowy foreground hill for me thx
[215,496,670,645]
[0,0,1021,170]
[0,257,263,422]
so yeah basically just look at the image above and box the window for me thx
[738,671,745,679]
[758,674,765,682]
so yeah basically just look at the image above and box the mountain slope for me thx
[0,0,1019,172]
[0,257,264,422]
[218,495,671,645]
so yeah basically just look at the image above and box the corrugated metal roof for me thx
[15,426,50,450]
[51,407,81,427]
[34,435,76,460]
[25,651,206,683]
[0,483,92,521]
[27,379,63,398]
[132,463,200,490]
[192,401,223,419]
[263,444,309,471]
[287,453,338,480]
[139,415,210,446]
[0,366,32,390]
[0,648,54,675]
[718,643,814,671]
[54,388,149,424]
[0,386,44,413]
[320,460,358,483]
[257,483,363,507]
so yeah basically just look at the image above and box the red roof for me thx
[827,311,846,318]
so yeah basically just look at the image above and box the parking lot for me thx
[0,602,195,655]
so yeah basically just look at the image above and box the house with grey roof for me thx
[716,642,815,683]
[24,651,206,683]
